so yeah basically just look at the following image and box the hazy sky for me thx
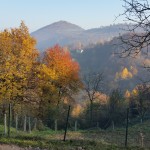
[0,0,125,32]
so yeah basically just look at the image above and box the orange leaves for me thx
[38,45,81,106]
[71,104,82,117]
[43,45,80,86]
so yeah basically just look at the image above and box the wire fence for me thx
[0,103,150,148]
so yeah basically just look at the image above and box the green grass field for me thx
[0,121,150,150]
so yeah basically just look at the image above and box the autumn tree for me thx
[0,22,39,118]
[36,45,82,127]
[41,45,81,106]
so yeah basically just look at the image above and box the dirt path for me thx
[0,144,24,150]
[0,144,47,150]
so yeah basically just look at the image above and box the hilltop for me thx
[31,21,129,51]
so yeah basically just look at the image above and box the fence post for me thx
[24,115,27,132]
[125,108,129,147]
[28,117,31,133]
[75,120,77,131]
[34,118,37,130]
[63,105,71,141]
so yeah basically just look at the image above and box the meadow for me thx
[0,120,150,150]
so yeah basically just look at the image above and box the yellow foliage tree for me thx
[0,22,38,107]
[115,67,133,80]
[121,67,132,79]
[132,88,138,96]
[124,90,131,98]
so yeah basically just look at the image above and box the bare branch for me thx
[118,0,150,57]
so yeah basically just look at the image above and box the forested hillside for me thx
[71,37,150,92]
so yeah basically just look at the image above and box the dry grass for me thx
[0,121,150,149]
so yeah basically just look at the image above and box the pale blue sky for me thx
[0,0,125,32]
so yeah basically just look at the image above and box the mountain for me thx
[31,21,129,51]
[31,21,84,50]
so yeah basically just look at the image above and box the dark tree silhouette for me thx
[131,83,150,123]
[118,0,150,59]
[83,72,103,126]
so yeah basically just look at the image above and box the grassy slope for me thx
[0,121,149,150]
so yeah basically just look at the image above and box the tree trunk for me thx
[63,105,71,141]
[15,114,18,133]
[10,103,12,126]
[112,120,115,131]
[90,100,93,127]
[8,103,11,137]
[4,113,7,135]
[97,122,99,129]
[55,119,58,131]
